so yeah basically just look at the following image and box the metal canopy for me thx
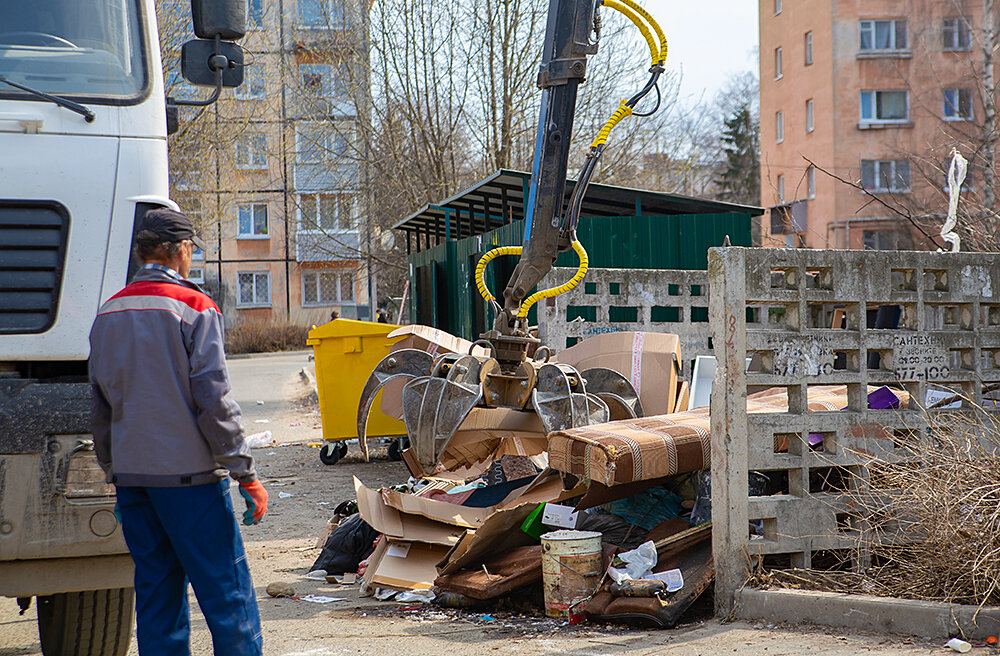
[393,169,763,246]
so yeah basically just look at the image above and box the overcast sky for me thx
[641,1,760,104]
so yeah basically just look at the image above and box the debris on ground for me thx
[266,582,296,598]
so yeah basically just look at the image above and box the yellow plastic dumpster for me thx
[307,319,407,465]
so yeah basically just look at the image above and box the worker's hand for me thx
[238,480,268,525]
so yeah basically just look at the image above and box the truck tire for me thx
[37,587,134,656]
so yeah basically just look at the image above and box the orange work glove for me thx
[238,480,268,525]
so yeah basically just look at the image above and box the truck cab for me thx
[0,1,243,653]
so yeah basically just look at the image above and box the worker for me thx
[88,208,267,656]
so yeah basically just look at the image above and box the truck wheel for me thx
[37,587,134,656]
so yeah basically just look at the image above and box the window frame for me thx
[774,0,781,15]
[236,271,272,308]
[774,47,783,80]
[807,166,816,199]
[301,269,356,307]
[234,65,265,100]
[805,31,813,66]
[806,99,815,133]
[775,110,784,143]
[943,17,973,52]
[237,203,270,239]
[247,0,264,29]
[235,132,268,170]
[859,19,909,53]
[188,266,206,285]
[777,174,785,203]
[297,0,348,29]
[859,90,910,125]
[297,192,356,233]
[861,159,911,193]
[943,88,974,121]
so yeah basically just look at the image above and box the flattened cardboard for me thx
[354,477,464,546]
[555,332,681,417]
[379,487,491,529]
[369,539,452,591]
[381,326,489,419]
[674,380,690,413]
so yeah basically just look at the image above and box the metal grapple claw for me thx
[356,348,433,461]
[403,354,485,470]
[531,363,609,434]
[580,367,643,420]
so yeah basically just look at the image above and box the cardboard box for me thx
[354,477,465,546]
[379,487,491,529]
[368,539,451,591]
[555,332,681,417]
[380,326,489,420]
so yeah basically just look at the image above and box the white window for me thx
[808,166,816,199]
[302,270,356,305]
[943,18,972,51]
[248,0,263,28]
[235,66,265,100]
[943,88,973,120]
[860,90,908,123]
[236,133,267,169]
[188,267,205,284]
[774,0,781,15]
[237,271,271,307]
[777,174,785,203]
[805,32,813,65]
[298,0,347,28]
[774,47,782,79]
[237,203,269,238]
[861,159,910,193]
[775,111,784,143]
[188,243,206,284]
[299,64,346,97]
[295,123,349,164]
[299,193,355,231]
[806,99,814,132]
[859,19,908,52]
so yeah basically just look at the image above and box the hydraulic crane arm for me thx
[480,0,669,366]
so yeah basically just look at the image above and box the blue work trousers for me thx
[116,480,263,656]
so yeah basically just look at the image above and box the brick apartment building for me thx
[759,0,992,250]
[162,0,372,325]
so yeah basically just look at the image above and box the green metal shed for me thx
[394,169,763,340]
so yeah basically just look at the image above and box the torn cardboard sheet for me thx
[378,487,491,529]
[555,332,681,417]
[354,477,464,546]
[368,540,451,592]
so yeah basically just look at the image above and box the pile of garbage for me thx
[306,325,908,628]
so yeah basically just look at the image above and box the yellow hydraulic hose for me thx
[602,0,659,66]
[614,0,668,63]
[591,99,633,149]
[517,240,589,319]
[476,240,589,319]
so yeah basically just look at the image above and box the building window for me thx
[238,203,269,238]
[863,228,912,251]
[807,166,816,198]
[860,90,908,123]
[943,18,972,51]
[774,47,782,79]
[943,88,974,121]
[861,159,911,193]
[806,99,814,132]
[188,267,205,285]
[777,174,785,203]
[774,0,781,15]
[299,193,355,231]
[302,270,355,305]
[298,0,346,28]
[236,133,267,169]
[299,64,347,97]
[775,111,784,143]
[237,271,271,307]
[235,65,265,100]
[247,0,263,28]
[859,19,908,52]
[804,31,813,65]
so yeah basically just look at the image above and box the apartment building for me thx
[162,0,371,325]
[759,0,990,250]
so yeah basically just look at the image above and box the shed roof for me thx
[393,169,763,242]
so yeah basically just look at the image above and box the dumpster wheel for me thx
[319,442,348,465]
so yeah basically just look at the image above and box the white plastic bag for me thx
[608,540,658,583]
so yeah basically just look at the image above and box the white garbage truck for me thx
[0,1,244,653]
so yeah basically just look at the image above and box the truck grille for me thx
[0,202,68,334]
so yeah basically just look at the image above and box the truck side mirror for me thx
[191,0,246,41]
[181,39,244,88]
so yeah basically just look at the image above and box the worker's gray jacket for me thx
[89,267,256,486]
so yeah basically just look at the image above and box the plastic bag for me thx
[608,540,658,583]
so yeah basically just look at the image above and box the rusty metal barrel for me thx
[540,530,603,619]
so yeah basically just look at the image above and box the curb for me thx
[736,587,1000,640]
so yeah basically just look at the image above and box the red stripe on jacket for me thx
[108,281,219,313]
